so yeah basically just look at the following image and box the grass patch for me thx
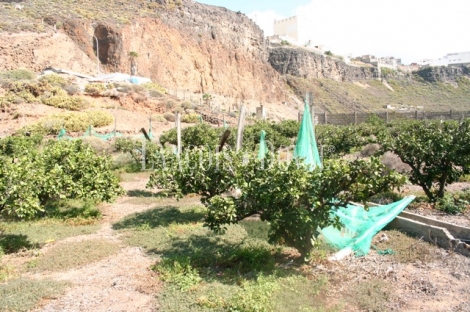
[29,239,119,272]
[0,278,69,312]
[350,278,393,312]
[0,220,100,251]
[374,230,437,263]
[115,203,337,311]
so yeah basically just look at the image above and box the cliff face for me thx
[268,47,379,81]
[0,0,287,103]
[414,65,470,83]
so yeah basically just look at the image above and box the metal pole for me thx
[93,35,100,75]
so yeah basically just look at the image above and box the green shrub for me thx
[24,110,114,135]
[0,138,124,220]
[0,69,36,81]
[182,113,200,123]
[39,73,67,87]
[85,83,107,95]
[41,89,88,110]
[141,82,166,94]
[436,193,469,214]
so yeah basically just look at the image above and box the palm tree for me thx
[129,51,139,79]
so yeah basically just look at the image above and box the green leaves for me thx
[147,148,405,258]
[380,119,470,201]
[0,137,124,220]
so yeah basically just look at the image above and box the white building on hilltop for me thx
[446,51,470,66]
[273,15,313,47]
[413,51,470,68]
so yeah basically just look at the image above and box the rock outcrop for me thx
[0,0,287,103]
[268,47,379,81]
[414,65,470,83]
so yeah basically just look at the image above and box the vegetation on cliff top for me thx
[287,75,470,113]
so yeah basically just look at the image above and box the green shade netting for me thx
[292,101,414,256]
[294,102,322,168]
[257,130,268,159]
[319,196,415,256]
[57,126,123,141]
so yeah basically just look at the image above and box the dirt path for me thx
[30,180,162,312]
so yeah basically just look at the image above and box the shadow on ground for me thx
[112,205,205,230]
[126,189,169,198]
[0,234,39,254]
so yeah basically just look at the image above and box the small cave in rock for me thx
[93,25,123,66]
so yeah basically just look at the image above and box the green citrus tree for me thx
[147,149,405,258]
[0,137,124,219]
[380,119,470,201]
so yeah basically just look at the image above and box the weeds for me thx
[0,278,69,312]
[116,203,336,311]
[351,278,392,312]
[374,230,437,263]
[29,239,119,272]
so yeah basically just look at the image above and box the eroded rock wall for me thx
[0,0,287,103]
[268,47,379,81]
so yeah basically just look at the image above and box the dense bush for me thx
[0,138,123,219]
[0,80,87,110]
[182,113,200,123]
[23,110,114,135]
[84,83,107,95]
[38,73,67,87]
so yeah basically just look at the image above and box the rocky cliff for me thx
[414,65,470,83]
[268,47,379,81]
[0,0,287,102]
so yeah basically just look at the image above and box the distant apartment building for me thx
[446,51,470,66]
[413,51,470,68]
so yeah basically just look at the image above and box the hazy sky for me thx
[197,0,469,64]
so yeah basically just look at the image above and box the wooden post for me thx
[386,111,389,123]
[415,110,418,120]
[450,109,453,120]
[354,111,357,125]
[176,113,182,154]
[324,112,328,124]
[298,111,302,122]
[236,105,246,151]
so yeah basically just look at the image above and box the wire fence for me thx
[312,109,470,126]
